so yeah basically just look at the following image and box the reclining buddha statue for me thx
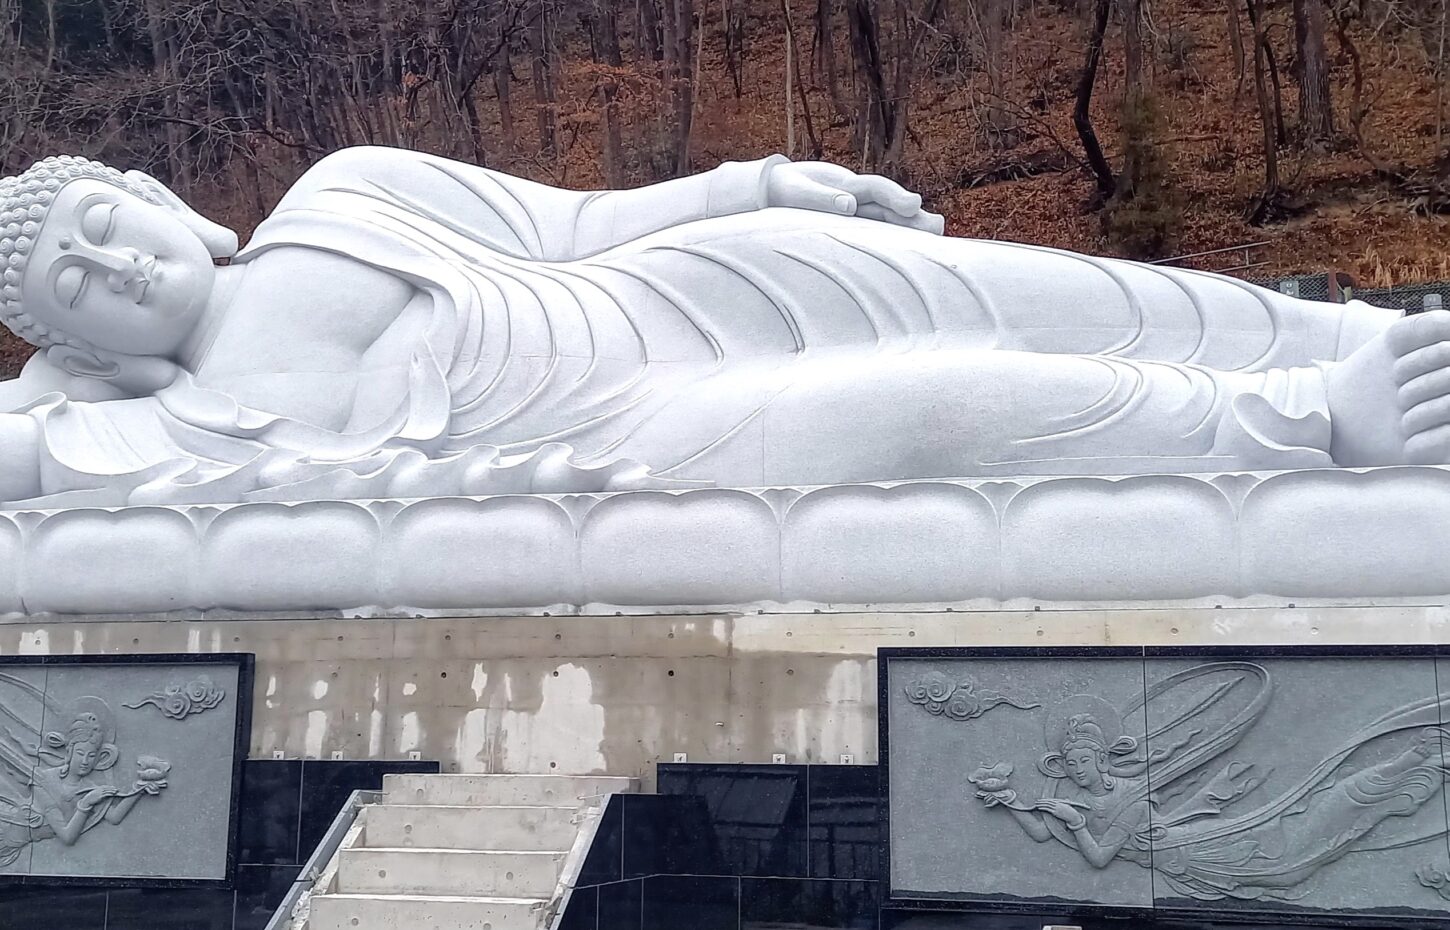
[0,146,1441,507]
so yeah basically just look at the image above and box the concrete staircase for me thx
[304,774,636,930]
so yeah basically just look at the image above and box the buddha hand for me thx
[763,161,945,234]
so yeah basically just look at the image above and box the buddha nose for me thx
[105,250,152,294]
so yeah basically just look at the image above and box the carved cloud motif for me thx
[124,675,226,720]
[903,670,1041,721]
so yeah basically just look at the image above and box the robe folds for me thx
[8,147,1400,506]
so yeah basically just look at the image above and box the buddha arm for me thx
[274,146,787,262]
[0,414,40,502]
[562,156,789,259]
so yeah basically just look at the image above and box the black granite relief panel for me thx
[641,875,739,930]
[232,864,302,930]
[598,878,644,930]
[621,793,723,878]
[808,765,881,881]
[105,885,237,930]
[237,760,302,865]
[296,759,439,856]
[740,877,880,929]
[0,883,108,929]
[657,763,807,877]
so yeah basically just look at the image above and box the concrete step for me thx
[383,773,636,807]
[336,847,565,897]
[309,893,547,930]
[363,804,580,852]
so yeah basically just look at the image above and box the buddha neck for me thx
[177,262,247,373]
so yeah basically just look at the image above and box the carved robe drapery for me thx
[9,148,1401,506]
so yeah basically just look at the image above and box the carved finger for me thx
[1399,367,1450,409]
[1388,310,1450,356]
[1392,341,1450,386]
[849,174,923,217]
[780,175,857,215]
[1405,424,1450,464]
[1403,395,1450,436]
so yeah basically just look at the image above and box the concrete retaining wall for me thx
[4,606,1446,783]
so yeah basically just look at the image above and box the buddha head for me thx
[0,156,237,379]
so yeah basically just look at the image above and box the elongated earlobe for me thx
[48,345,181,394]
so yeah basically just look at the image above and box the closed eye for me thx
[55,265,90,309]
[80,203,117,245]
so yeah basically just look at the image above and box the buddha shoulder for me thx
[204,245,418,371]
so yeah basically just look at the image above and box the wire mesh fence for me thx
[1250,274,1450,313]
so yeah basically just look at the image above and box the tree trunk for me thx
[814,0,851,121]
[983,0,1012,146]
[661,0,695,174]
[1293,0,1334,143]
[783,0,823,157]
[1247,0,1281,218]
[1073,0,1116,199]
[639,0,664,59]
[531,2,558,158]
[724,0,746,97]
[1120,0,1146,196]
[590,0,627,185]
[1226,0,1246,99]
[495,55,515,156]
[847,0,889,167]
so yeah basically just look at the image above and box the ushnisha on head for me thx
[0,155,237,385]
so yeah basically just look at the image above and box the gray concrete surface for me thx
[2,606,1446,781]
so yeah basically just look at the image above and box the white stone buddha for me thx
[0,147,1441,507]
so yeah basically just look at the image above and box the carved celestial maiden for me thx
[964,662,1450,901]
[0,675,169,867]
[0,147,1442,508]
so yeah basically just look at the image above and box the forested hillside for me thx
[1,0,1449,374]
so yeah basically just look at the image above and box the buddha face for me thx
[21,178,214,357]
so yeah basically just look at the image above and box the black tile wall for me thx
[0,884,108,930]
[807,765,881,880]
[657,763,808,877]
[237,759,303,864]
[579,794,624,886]
[105,886,237,930]
[622,793,723,878]
[233,864,302,930]
[559,884,600,930]
[599,878,644,930]
[741,877,880,929]
[641,875,739,930]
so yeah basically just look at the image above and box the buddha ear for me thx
[50,345,120,381]
[122,169,239,259]
[48,346,180,395]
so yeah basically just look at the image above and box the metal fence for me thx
[1252,274,1450,313]
[1149,241,1450,313]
